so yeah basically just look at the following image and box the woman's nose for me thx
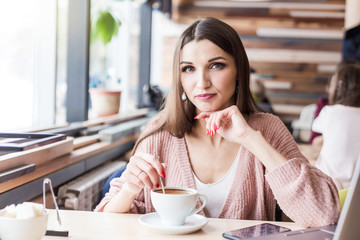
[196,70,211,89]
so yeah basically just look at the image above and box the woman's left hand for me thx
[195,105,253,144]
[196,105,288,171]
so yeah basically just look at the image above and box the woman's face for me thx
[180,39,237,113]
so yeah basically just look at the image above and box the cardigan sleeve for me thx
[259,113,340,227]
[94,133,157,213]
[266,159,340,227]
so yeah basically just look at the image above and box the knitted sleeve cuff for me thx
[265,158,304,188]
[264,158,340,227]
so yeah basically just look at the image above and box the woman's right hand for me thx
[122,152,166,195]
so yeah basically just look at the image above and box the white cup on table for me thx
[151,186,207,226]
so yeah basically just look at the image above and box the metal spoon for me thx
[159,176,165,194]
[157,155,165,194]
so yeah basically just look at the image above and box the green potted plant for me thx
[88,1,126,117]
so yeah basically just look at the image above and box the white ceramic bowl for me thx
[0,212,48,240]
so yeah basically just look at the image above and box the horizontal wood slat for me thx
[242,37,342,51]
[0,137,74,173]
[0,134,137,194]
[246,48,341,63]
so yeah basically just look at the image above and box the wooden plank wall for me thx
[169,0,345,123]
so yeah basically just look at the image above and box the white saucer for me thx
[138,212,208,235]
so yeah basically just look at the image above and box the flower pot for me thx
[89,88,121,117]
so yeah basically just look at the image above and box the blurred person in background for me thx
[312,61,360,190]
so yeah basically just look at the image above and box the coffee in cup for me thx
[151,187,207,226]
[153,188,191,195]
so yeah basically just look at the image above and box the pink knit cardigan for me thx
[95,112,340,227]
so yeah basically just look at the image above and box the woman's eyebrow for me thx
[180,61,192,65]
[180,56,226,65]
[208,56,226,62]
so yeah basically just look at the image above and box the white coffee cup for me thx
[151,186,207,226]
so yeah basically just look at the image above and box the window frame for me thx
[33,0,57,128]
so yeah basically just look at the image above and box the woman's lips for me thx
[196,93,216,100]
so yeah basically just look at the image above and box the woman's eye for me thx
[181,66,194,72]
[211,63,225,69]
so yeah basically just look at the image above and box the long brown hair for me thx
[329,61,360,107]
[133,18,260,152]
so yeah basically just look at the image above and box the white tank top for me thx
[192,147,241,218]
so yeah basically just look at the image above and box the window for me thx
[88,0,141,118]
[56,0,142,122]
[0,0,57,131]
[0,0,142,131]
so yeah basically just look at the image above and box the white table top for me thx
[42,210,304,240]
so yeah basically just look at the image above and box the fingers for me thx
[195,106,239,137]
[207,112,225,136]
[195,112,216,136]
[132,158,158,188]
[194,112,209,120]
[124,153,166,192]
[136,152,165,176]
[195,111,227,136]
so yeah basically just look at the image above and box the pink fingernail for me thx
[161,171,166,178]
[156,183,160,188]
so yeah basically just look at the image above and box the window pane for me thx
[88,0,140,118]
[0,0,57,131]
[55,0,69,126]
[0,1,35,131]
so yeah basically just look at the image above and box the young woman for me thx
[312,61,360,191]
[95,18,340,227]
